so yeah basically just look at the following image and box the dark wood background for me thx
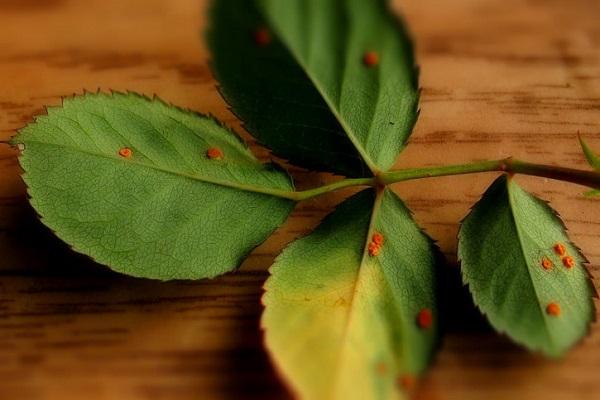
[1,0,599,399]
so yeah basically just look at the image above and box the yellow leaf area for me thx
[262,189,439,400]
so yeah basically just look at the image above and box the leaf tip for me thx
[579,135,600,170]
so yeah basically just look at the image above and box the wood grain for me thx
[0,0,599,399]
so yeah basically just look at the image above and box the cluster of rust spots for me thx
[118,147,132,158]
[554,242,575,270]
[362,51,379,67]
[546,302,561,317]
[206,147,224,160]
[253,27,271,47]
[416,308,433,330]
[538,243,575,318]
[367,232,384,256]
[541,243,575,272]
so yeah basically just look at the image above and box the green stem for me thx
[288,177,375,201]
[378,159,505,184]
[289,158,600,201]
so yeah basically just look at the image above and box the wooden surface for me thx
[1,0,599,399]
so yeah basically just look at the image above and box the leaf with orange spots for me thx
[458,175,596,357]
[262,189,441,400]
[209,0,418,177]
[11,92,294,280]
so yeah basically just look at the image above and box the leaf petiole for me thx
[281,178,377,201]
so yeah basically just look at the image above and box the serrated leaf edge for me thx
[11,90,296,197]
[457,175,597,357]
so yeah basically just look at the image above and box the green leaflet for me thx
[580,136,600,170]
[262,189,439,400]
[458,175,595,357]
[209,0,418,177]
[12,92,295,280]
[580,137,600,196]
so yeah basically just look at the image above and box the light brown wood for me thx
[1,0,599,399]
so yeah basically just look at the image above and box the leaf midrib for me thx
[20,139,294,199]
[506,179,556,350]
[259,3,381,175]
[329,189,385,398]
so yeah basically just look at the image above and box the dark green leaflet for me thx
[209,0,419,177]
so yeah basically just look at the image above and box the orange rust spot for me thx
[562,256,575,269]
[363,51,379,67]
[372,232,384,245]
[554,243,566,256]
[397,374,416,390]
[541,258,553,270]
[416,308,433,330]
[206,147,224,160]
[368,232,384,256]
[546,302,561,316]
[368,242,380,257]
[376,362,387,376]
[253,28,271,46]
[118,147,132,158]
